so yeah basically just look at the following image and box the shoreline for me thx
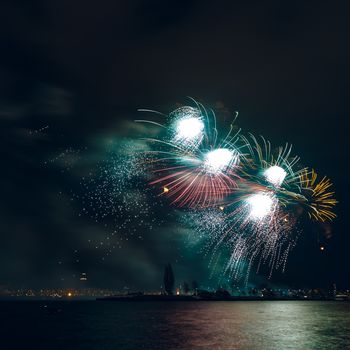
[96,295,339,302]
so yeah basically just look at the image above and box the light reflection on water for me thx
[1,301,350,349]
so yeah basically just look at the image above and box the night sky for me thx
[1,0,349,290]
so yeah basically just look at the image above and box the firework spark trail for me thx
[70,140,166,255]
[137,104,244,208]
[180,193,295,282]
[240,134,306,191]
[299,169,337,222]
[221,194,295,280]
[213,134,307,281]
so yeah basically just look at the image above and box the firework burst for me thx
[137,103,245,208]
[133,100,337,282]
[240,134,305,189]
[225,192,297,280]
[299,169,337,222]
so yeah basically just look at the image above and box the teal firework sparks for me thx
[133,99,337,282]
[136,102,246,208]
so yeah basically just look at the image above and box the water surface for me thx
[1,301,349,349]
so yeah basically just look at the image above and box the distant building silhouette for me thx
[183,282,190,294]
[192,280,198,295]
[163,263,175,295]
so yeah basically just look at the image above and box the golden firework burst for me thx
[300,169,337,222]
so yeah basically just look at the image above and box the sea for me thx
[1,300,350,350]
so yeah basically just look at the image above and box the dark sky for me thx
[1,0,349,290]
